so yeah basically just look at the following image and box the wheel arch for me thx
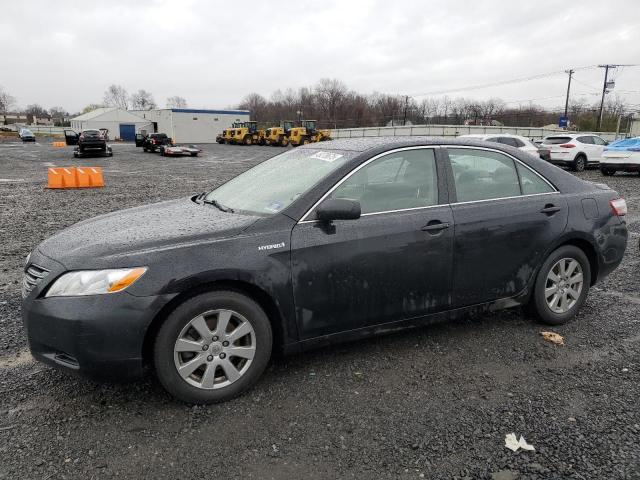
[555,237,599,286]
[141,279,287,368]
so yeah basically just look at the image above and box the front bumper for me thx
[23,289,174,381]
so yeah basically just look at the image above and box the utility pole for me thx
[564,69,573,119]
[597,65,616,131]
[402,95,409,126]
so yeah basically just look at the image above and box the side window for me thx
[329,149,438,214]
[577,136,593,144]
[516,163,554,195]
[592,136,607,146]
[448,148,520,202]
[486,137,500,144]
[499,137,518,147]
[512,138,526,148]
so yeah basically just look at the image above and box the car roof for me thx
[297,136,530,153]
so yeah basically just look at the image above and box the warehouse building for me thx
[129,108,251,143]
[70,108,152,141]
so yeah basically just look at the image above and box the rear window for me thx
[544,137,572,145]
[83,130,100,135]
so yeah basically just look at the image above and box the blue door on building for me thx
[119,124,135,141]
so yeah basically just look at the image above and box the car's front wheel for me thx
[530,245,591,325]
[154,291,272,404]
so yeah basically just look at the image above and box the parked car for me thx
[540,134,608,171]
[64,129,109,154]
[135,133,172,152]
[18,128,36,142]
[458,134,540,157]
[22,137,628,404]
[159,144,202,157]
[600,137,640,176]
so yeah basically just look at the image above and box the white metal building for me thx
[129,108,251,143]
[70,108,153,141]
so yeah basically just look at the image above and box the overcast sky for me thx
[1,0,639,114]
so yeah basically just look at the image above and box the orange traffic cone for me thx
[76,167,104,188]
[47,167,78,189]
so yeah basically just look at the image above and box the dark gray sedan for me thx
[22,137,628,403]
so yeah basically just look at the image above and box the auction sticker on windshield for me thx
[310,152,343,162]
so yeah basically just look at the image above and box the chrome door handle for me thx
[421,221,451,232]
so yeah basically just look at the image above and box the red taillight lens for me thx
[152,139,156,144]
[559,144,575,148]
[79,135,84,140]
[610,198,627,216]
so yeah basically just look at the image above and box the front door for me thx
[290,147,454,339]
[445,147,568,307]
[64,129,78,146]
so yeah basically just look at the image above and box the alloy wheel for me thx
[173,309,256,390]
[544,258,584,314]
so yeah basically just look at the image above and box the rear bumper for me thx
[600,161,640,171]
[23,291,174,381]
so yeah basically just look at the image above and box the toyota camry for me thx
[22,137,628,403]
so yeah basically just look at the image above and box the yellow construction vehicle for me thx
[288,120,331,146]
[231,121,266,146]
[217,122,244,144]
[264,120,294,147]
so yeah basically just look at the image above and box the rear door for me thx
[445,147,568,307]
[576,136,597,163]
[64,130,78,146]
[290,147,454,338]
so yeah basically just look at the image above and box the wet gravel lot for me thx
[0,139,639,479]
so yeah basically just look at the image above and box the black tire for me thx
[600,167,616,176]
[154,291,272,404]
[243,135,252,146]
[572,155,586,172]
[143,147,148,152]
[529,245,591,325]
[190,152,198,157]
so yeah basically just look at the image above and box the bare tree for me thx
[0,86,16,116]
[166,96,188,109]
[103,84,129,109]
[82,104,104,114]
[238,93,268,120]
[315,78,348,127]
[130,90,156,110]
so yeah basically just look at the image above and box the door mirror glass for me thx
[316,198,361,221]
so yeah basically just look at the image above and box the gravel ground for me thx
[0,139,639,479]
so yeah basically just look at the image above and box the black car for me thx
[19,128,36,142]
[135,132,172,152]
[64,129,111,156]
[22,137,628,404]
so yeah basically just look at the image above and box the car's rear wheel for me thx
[530,245,591,325]
[572,155,586,172]
[154,291,272,404]
[600,167,616,176]
[243,135,252,146]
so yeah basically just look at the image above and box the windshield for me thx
[608,137,640,149]
[205,148,354,215]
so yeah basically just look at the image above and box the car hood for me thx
[37,197,260,268]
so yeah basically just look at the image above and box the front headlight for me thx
[45,267,147,297]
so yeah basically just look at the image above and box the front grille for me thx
[22,264,50,298]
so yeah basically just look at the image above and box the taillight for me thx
[79,134,84,140]
[152,139,156,144]
[559,144,575,148]
[610,198,627,216]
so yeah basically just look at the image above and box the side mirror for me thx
[316,198,361,222]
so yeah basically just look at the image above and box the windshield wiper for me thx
[203,198,234,213]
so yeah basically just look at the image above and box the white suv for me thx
[459,133,540,156]
[541,134,608,171]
